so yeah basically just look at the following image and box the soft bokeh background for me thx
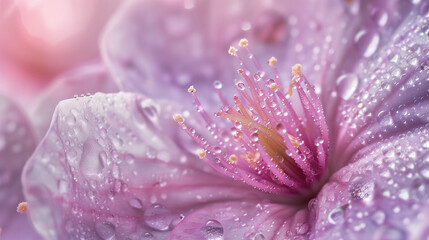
[0,0,120,108]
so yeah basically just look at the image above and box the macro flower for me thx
[6,0,428,239]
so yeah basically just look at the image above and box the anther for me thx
[237,69,244,74]
[268,57,277,67]
[269,83,282,92]
[229,154,238,164]
[228,46,238,56]
[17,202,28,214]
[188,85,196,93]
[291,64,303,77]
[173,114,185,124]
[239,38,248,47]
[198,149,207,159]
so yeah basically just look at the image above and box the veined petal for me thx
[23,92,272,240]
[0,94,41,239]
[30,62,118,140]
[313,126,429,239]
[169,200,307,240]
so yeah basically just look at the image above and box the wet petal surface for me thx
[169,200,307,240]
[23,92,271,240]
[30,62,118,139]
[0,94,41,239]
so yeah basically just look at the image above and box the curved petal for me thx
[333,9,429,169]
[23,92,273,240]
[101,0,305,110]
[312,125,429,240]
[169,200,308,240]
[0,94,41,239]
[29,62,119,140]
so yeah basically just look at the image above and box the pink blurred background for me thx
[0,0,120,107]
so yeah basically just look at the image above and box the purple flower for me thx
[15,0,429,239]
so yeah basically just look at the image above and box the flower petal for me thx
[333,9,429,169]
[101,0,299,109]
[313,125,429,239]
[29,62,118,139]
[23,92,272,239]
[0,94,41,239]
[169,200,307,240]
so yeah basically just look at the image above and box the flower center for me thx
[174,39,329,195]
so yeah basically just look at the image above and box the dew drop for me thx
[354,30,380,58]
[253,233,265,240]
[328,207,345,225]
[138,99,160,123]
[144,204,173,231]
[213,80,223,89]
[372,10,388,27]
[129,198,143,209]
[236,82,246,91]
[79,139,105,177]
[336,74,359,100]
[95,222,116,240]
[200,220,224,240]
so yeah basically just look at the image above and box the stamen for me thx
[187,85,196,93]
[178,41,329,195]
[173,114,185,124]
[268,57,277,67]
[198,149,207,159]
[239,38,249,47]
[17,202,28,214]
[228,46,238,56]
[291,64,303,77]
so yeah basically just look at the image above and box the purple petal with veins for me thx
[23,0,429,239]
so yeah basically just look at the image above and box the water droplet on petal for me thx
[144,204,173,231]
[253,233,265,240]
[138,99,160,123]
[354,30,380,58]
[129,198,143,209]
[95,222,116,240]
[200,220,224,240]
[79,139,105,177]
[336,74,359,100]
[328,207,345,225]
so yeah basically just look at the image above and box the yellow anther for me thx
[188,85,196,93]
[229,154,238,164]
[237,69,244,74]
[197,149,206,159]
[173,114,185,124]
[291,64,303,77]
[357,102,365,109]
[228,46,238,56]
[268,57,277,67]
[239,38,248,47]
[269,83,282,91]
[17,202,28,214]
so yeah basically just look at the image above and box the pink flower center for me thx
[174,39,330,196]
